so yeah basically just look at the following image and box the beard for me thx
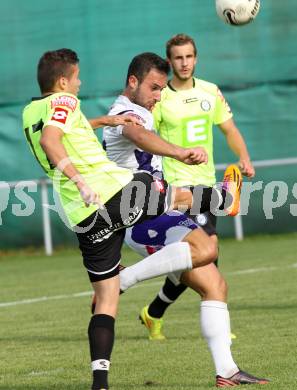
[130,89,143,107]
[173,68,195,82]
[131,89,153,111]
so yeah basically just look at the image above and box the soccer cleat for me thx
[139,305,166,340]
[222,164,242,217]
[91,264,126,314]
[216,370,270,387]
[230,332,237,340]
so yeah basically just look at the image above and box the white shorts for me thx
[125,210,199,285]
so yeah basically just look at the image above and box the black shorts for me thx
[194,211,217,236]
[75,172,171,282]
[185,189,217,237]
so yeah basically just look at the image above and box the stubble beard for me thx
[173,68,195,82]
[130,89,143,107]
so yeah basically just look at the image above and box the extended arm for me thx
[89,114,142,130]
[40,125,101,206]
[122,123,208,165]
[219,118,255,177]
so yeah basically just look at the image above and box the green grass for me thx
[1,233,297,389]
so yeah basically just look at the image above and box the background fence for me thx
[2,157,297,253]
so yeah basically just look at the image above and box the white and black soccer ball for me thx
[216,0,260,26]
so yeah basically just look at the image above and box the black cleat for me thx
[216,369,270,387]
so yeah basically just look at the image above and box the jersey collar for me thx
[167,78,195,92]
[31,94,52,101]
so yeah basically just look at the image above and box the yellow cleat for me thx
[230,332,237,340]
[222,164,242,217]
[139,306,166,341]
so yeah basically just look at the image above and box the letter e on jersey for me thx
[51,107,69,124]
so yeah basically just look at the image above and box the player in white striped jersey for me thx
[103,95,162,177]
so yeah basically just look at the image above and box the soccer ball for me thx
[215,0,260,26]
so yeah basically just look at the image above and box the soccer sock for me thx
[200,300,238,378]
[190,185,233,214]
[120,242,192,292]
[88,314,115,390]
[148,277,187,318]
[190,185,222,214]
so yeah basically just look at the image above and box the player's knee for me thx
[222,277,228,296]
[189,234,218,267]
[213,275,228,300]
[200,273,228,301]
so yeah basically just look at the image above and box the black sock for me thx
[148,277,187,318]
[189,185,233,214]
[88,314,115,390]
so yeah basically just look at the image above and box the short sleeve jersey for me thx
[103,95,162,175]
[153,77,233,187]
[22,92,133,226]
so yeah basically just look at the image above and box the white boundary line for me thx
[0,263,296,308]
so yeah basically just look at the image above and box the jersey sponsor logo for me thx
[200,100,211,111]
[153,179,165,193]
[127,112,145,124]
[51,95,77,112]
[183,116,208,144]
[183,97,199,104]
[51,107,69,124]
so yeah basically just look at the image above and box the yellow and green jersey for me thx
[22,92,133,226]
[153,77,232,187]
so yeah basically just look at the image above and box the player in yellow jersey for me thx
[23,49,230,390]
[154,34,254,187]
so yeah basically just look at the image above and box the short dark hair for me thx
[37,48,79,93]
[166,34,197,59]
[126,52,170,86]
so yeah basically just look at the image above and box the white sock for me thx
[120,242,192,291]
[200,300,238,378]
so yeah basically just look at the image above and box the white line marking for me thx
[0,282,162,308]
[227,266,278,275]
[28,368,64,377]
[0,263,296,308]
[0,291,92,307]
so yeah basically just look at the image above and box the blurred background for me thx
[0,0,296,250]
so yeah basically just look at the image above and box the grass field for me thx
[1,233,297,389]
